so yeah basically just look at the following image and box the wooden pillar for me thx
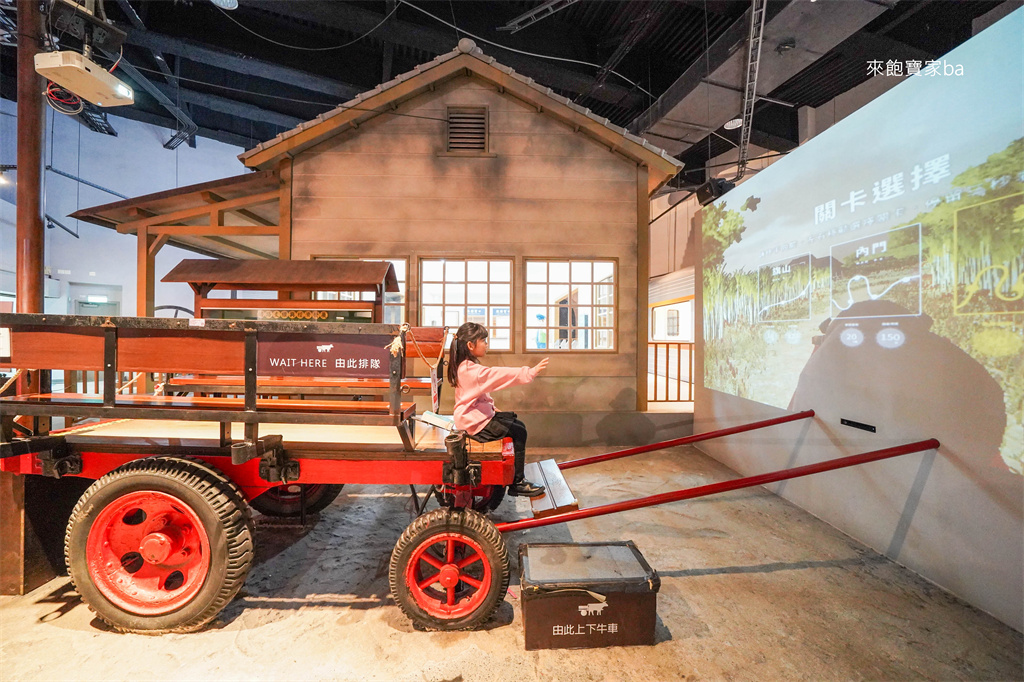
[278,159,293,302]
[2,0,50,596]
[15,0,44,314]
[136,226,157,317]
[636,166,650,412]
[278,158,293,262]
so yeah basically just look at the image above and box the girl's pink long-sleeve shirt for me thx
[453,360,540,435]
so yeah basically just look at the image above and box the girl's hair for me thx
[447,322,488,387]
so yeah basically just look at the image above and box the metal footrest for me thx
[524,459,578,519]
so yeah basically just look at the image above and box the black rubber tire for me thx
[64,456,254,634]
[389,508,509,631]
[432,484,505,513]
[249,483,345,517]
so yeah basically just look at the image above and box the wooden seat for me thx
[523,459,579,519]
[4,393,416,418]
[467,438,508,456]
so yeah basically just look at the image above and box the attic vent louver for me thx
[447,107,488,152]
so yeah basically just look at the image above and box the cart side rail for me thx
[558,410,816,470]
[496,439,940,533]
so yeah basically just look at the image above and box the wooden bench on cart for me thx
[0,314,421,455]
[162,326,448,405]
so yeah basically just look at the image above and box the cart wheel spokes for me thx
[86,490,211,615]
[406,532,492,619]
[390,508,509,630]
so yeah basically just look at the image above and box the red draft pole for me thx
[559,410,816,470]
[496,439,939,534]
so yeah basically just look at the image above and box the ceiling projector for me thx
[34,51,134,107]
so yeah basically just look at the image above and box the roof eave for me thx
[239,51,683,192]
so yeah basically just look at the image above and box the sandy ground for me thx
[1,445,1021,682]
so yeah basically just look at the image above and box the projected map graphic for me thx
[830,224,922,317]
[954,193,1024,315]
[758,254,811,322]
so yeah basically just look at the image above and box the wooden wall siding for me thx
[291,75,644,411]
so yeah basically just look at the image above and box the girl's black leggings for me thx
[469,411,529,481]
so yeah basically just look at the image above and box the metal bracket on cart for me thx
[230,433,298,483]
[442,430,481,487]
[0,434,82,478]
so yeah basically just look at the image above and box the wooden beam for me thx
[118,190,280,232]
[148,233,170,257]
[200,191,276,227]
[149,225,281,236]
[204,236,276,260]
[278,157,293,263]
[137,227,156,317]
[127,206,156,219]
[636,165,650,412]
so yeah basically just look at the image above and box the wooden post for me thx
[2,0,50,596]
[636,165,650,412]
[136,226,157,317]
[278,158,293,262]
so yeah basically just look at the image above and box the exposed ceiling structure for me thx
[0,0,1009,191]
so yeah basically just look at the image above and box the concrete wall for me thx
[0,99,246,315]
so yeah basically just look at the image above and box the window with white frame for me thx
[314,257,407,324]
[420,258,512,350]
[526,260,616,351]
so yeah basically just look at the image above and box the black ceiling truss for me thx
[0,0,1005,167]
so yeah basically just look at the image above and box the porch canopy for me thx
[162,259,399,324]
[162,259,399,296]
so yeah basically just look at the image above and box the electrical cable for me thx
[397,0,654,98]
[214,3,400,51]
[108,45,122,73]
[45,81,84,115]
[128,62,450,124]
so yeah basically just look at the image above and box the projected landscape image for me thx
[759,254,811,322]
[830,224,922,317]
[702,9,1024,474]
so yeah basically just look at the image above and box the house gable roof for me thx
[239,39,683,195]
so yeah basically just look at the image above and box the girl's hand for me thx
[534,358,549,373]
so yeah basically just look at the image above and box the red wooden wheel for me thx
[85,490,211,615]
[66,457,254,634]
[405,532,492,619]
[390,509,508,630]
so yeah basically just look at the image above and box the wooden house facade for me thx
[75,39,683,443]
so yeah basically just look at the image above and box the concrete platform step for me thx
[524,459,579,519]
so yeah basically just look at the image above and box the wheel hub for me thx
[437,564,461,588]
[139,532,177,564]
[85,490,211,615]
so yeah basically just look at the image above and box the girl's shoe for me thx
[508,480,545,497]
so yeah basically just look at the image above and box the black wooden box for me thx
[519,541,660,650]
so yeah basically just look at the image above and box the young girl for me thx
[448,322,549,497]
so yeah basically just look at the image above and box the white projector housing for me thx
[34,51,134,107]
